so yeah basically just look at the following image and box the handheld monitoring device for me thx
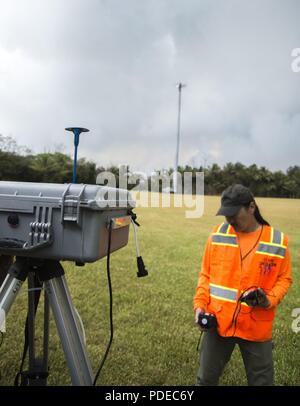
[240,289,265,306]
[197,312,217,329]
[0,180,148,386]
[196,312,217,352]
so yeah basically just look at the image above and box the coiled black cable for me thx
[93,220,113,386]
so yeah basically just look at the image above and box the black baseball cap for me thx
[216,184,254,217]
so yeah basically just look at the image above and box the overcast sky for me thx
[0,0,299,173]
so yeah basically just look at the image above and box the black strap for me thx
[0,238,25,249]
[239,225,264,263]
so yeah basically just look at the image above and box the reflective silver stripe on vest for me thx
[256,243,286,258]
[212,234,238,245]
[272,229,282,245]
[209,285,237,302]
[219,223,230,234]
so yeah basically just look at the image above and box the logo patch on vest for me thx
[259,258,277,275]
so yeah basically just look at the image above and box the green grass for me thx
[0,194,299,386]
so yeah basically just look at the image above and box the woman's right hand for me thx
[194,307,205,324]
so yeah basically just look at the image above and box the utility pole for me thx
[173,82,186,193]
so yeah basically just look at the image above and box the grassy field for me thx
[0,194,299,386]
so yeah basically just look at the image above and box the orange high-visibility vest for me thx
[195,223,291,341]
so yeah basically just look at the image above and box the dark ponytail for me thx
[244,201,270,226]
[254,205,270,226]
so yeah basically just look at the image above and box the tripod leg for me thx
[0,257,28,314]
[0,255,13,288]
[21,272,49,386]
[44,275,94,386]
[0,274,23,331]
[28,272,36,371]
[43,291,49,376]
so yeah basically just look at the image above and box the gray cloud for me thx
[0,0,299,172]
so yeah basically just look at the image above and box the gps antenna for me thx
[65,127,90,183]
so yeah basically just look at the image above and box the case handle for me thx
[0,238,51,252]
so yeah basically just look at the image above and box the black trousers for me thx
[196,328,274,386]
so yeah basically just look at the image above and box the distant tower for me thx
[173,83,186,193]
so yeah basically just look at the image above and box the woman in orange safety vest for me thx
[193,184,292,386]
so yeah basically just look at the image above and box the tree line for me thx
[0,135,299,198]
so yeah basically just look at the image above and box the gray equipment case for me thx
[0,181,135,262]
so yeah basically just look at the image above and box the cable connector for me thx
[128,209,140,227]
[137,256,148,278]
[130,214,148,278]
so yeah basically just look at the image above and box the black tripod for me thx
[0,257,94,385]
